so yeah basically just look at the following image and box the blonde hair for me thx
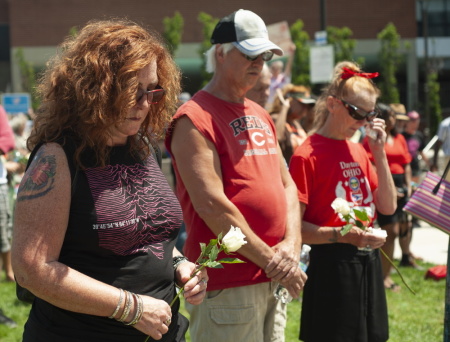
[311,61,381,133]
[29,19,181,168]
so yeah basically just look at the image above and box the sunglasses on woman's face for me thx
[339,98,379,122]
[136,85,165,104]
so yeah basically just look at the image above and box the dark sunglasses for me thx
[338,98,379,122]
[241,50,274,62]
[136,85,165,104]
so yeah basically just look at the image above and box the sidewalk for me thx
[393,222,449,265]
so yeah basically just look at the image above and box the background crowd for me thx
[0,7,447,342]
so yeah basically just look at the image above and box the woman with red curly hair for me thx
[12,19,207,342]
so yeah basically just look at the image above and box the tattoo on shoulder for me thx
[17,148,57,202]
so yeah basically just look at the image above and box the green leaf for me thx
[355,220,364,229]
[340,223,353,236]
[204,261,223,268]
[200,243,206,254]
[353,208,369,222]
[217,258,245,264]
[209,245,219,262]
[217,232,223,241]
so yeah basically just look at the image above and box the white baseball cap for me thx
[210,9,283,57]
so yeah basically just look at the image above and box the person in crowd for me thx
[165,9,307,342]
[403,110,429,184]
[363,103,415,290]
[266,43,296,111]
[270,84,316,164]
[289,61,396,342]
[7,113,29,198]
[0,104,16,328]
[0,105,15,282]
[246,62,271,108]
[432,112,450,181]
[390,103,409,133]
[402,110,429,230]
[11,19,207,342]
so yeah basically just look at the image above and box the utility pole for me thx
[421,0,431,139]
[320,0,326,31]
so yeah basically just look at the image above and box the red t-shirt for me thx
[165,91,287,291]
[289,134,378,227]
[362,134,411,174]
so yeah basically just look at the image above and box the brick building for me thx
[0,0,449,115]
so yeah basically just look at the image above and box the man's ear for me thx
[216,44,225,63]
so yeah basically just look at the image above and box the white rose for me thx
[222,226,247,253]
[331,198,351,216]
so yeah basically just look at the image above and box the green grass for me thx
[0,260,446,341]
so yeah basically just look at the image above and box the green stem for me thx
[380,248,416,295]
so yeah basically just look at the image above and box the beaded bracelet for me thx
[125,293,144,326]
[117,290,132,322]
[108,288,124,319]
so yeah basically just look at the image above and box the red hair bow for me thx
[341,67,379,79]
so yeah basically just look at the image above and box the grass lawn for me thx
[0,260,445,341]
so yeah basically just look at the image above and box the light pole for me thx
[420,0,431,139]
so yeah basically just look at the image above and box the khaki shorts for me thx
[185,282,287,342]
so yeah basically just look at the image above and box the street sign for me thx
[310,45,334,84]
[315,31,327,45]
[1,93,31,114]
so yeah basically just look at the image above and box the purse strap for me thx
[432,158,450,194]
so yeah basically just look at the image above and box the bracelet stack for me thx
[109,289,144,326]
[125,294,144,326]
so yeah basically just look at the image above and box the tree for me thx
[427,70,442,136]
[326,26,363,65]
[290,20,310,86]
[15,48,38,111]
[197,12,218,87]
[163,11,184,56]
[377,23,401,104]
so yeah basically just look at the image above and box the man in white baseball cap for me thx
[165,9,306,342]
[210,9,283,57]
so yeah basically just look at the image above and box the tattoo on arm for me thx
[329,227,339,243]
[17,148,57,202]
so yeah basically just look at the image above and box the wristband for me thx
[173,256,189,270]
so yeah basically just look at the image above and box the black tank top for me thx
[24,138,186,342]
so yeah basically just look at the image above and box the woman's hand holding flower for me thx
[344,227,386,250]
[330,197,415,294]
[175,261,208,305]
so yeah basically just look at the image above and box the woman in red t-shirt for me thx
[289,61,396,342]
[363,103,413,291]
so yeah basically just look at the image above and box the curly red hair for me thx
[29,19,181,167]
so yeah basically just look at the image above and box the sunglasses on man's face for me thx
[136,85,165,104]
[241,50,274,62]
[339,98,379,122]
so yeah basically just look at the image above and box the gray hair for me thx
[9,113,28,135]
[205,43,235,73]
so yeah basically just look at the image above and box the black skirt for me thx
[300,243,388,342]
